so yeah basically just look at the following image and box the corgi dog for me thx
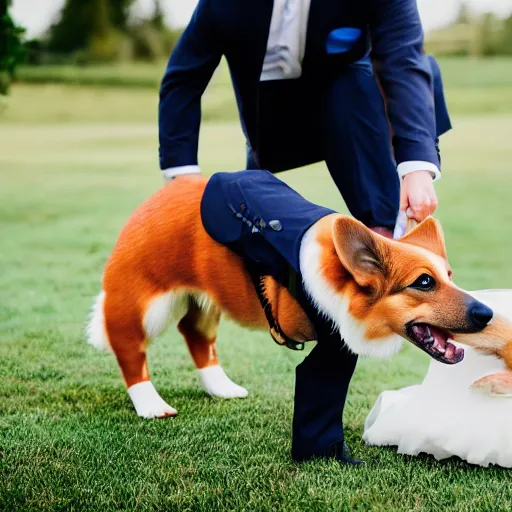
[87,174,512,419]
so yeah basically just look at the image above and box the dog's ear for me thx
[399,217,448,260]
[332,216,389,290]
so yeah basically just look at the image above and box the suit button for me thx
[269,220,282,231]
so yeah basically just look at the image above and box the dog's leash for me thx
[405,217,419,234]
[394,210,419,238]
[247,266,306,351]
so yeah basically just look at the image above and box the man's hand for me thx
[400,170,438,222]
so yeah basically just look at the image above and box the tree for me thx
[47,0,135,57]
[47,0,94,55]
[152,0,165,30]
[87,0,120,62]
[0,0,26,94]
[46,0,176,63]
[456,1,471,24]
[497,14,512,56]
[110,0,135,32]
[130,0,176,61]
[478,12,498,56]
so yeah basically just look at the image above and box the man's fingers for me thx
[402,171,439,220]
[406,197,438,222]
[404,205,438,222]
[407,208,428,222]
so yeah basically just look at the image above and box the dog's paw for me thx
[199,365,249,399]
[137,402,178,419]
[471,372,512,397]
[127,381,178,418]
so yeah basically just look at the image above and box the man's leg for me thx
[291,315,359,464]
[323,57,400,233]
[246,142,259,169]
[290,59,400,465]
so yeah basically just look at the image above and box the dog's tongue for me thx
[430,326,447,353]
[430,326,464,362]
[412,324,464,362]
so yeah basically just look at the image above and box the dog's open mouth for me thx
[406,323,464,364]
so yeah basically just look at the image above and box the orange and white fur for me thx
[87,175,512,419]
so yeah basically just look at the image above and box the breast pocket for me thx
[326,27,362,54]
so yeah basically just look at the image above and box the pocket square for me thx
[326,27,362,54]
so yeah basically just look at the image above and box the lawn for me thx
[1,59,512,510]
[4,57,512,125]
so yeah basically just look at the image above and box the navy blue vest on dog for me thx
[201,170,335,285]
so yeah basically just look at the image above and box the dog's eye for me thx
[408,274,436,291]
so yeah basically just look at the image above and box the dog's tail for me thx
[86,290,111,352]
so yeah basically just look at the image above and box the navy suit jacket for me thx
[160,0,439,172]
[201,170,334,279]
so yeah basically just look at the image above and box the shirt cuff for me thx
[162,165,201,182]
[397,161,441,182]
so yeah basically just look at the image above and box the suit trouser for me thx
[247,58,400,231]
[291,317,358,461]
[322,59,400,231]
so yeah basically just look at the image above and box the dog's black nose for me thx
[469,302,494,329]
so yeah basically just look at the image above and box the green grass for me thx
[14,61,171,89]
[16,57,512,89]
[1,105,512,510]
[4,57,512,124]
[0,75,235,125]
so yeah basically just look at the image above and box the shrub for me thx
[0,9,26,94]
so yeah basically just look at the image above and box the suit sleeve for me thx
[369,0,439,168]
[158,0,222,170]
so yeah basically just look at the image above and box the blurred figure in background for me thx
[158,0,451,465]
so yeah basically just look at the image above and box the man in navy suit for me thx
[159,0,452,465]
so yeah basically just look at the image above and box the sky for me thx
[11,0,512,39]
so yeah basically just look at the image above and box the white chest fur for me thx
[299,226,404,359]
